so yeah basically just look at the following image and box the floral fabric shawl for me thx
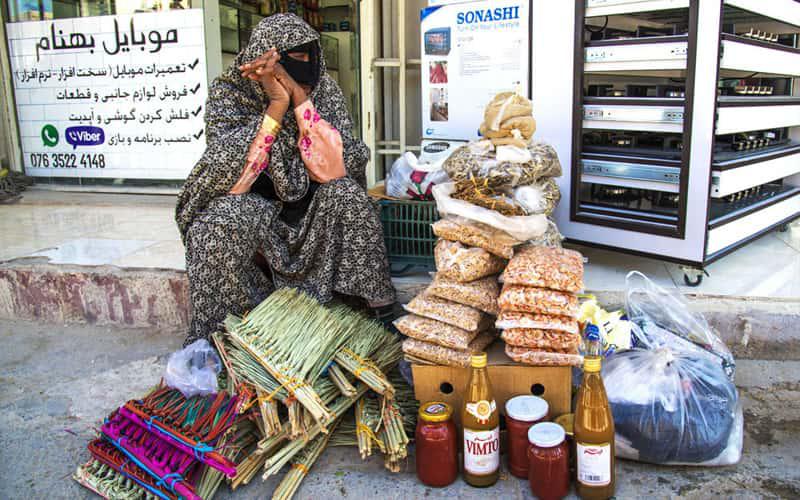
[176,13,369,238]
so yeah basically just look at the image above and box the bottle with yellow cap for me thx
[462,352,500,487]
[574,324,616,499]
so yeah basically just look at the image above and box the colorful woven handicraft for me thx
[75,288,416,500]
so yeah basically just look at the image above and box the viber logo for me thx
[65,126,105,149]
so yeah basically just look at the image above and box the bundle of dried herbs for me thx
[451,176,527,216]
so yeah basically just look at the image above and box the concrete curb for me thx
[0,262,189,328]
[0,263,797,360]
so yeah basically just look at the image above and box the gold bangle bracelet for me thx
[261,114,281,136]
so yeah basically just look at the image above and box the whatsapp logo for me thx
[41,124,59,147]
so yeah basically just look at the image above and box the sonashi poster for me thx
[6,9,208,179]
[420,1,530,141]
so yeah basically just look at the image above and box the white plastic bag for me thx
[603,348,742,466]
[164,339,222,398]
[386,152,450,200]
[432,182,548,241]
[625,271,735,378]
[600,271,742,466]
[514,179,560,215]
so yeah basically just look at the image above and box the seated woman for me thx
[176,14,395,345]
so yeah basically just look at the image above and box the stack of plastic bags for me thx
[496,245,585,366]
[432,91,564,248]
[397,221,515,366]
[601,271,742,466]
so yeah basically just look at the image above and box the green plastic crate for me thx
[378,199,440,274]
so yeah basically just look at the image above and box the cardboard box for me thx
[411,342,572,427]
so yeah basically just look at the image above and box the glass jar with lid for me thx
[415,401,458,487]
[528,422,570,500]
[505,395,549,478]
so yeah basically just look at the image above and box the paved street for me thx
[0,319,798,499]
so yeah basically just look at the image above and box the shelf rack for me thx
[565,0,800,284]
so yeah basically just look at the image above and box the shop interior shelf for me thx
[706,185,800,256]
[712,141,800,167]
[583,106,684,133]
[585,0,689,18]
[576,202,680,233]
[712,146,800,198]
[715,102,800,135]
[708,184,800,227]
[720,36,800,77]
[584,36,689,74]
[723,0,800,28]
[583,96,685,106]
[582,144,684,161]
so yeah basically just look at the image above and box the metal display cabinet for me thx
[565,0,800,285]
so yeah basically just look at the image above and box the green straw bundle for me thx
[260,336,402,480]
[194,418,260,499]
[74,460,158,500]
[328,415,358,447]
[272,420,339,500]
[225,289,357,429]
[380,398,410,472]
[214,287,410,499]
[355,396,383,458]
[329,306,397,397]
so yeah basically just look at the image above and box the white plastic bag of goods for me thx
[432,182,548,241]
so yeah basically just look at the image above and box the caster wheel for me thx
[684,273,703,287]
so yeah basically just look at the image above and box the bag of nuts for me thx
[505,345,584,367]
[498,285,579,318]
[495,311,579,335]
[403,293,488,332]
[432,217,521,259]
[435,239,507,283]
[394,314,480,350]
[501,329,582,351]
[501,245,584,293]
[427,273,500,315]
[403,331,497,367]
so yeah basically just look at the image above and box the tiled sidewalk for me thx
[2,189,799,298]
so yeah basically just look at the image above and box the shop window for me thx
[4,0,193,190]
[6,0,191,23]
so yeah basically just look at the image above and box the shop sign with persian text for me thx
[6,9,208,179]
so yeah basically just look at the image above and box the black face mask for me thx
[280,41,320,88]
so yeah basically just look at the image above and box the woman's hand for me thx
[240,49,289,110]
[273,63,309,108]
[229,160,262,194]
[295,101,346,183]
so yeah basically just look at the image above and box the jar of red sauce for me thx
[415,401,458,487]
[554,413,575,476]
[505,395,548,478]
[528,422,570,500]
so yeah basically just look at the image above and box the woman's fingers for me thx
[255,52,280,75]
[239,48,277,70]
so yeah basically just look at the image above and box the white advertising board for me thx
[420,0,530,141]
[6,9,208,179]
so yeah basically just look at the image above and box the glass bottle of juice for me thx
[462,353,500,487]
[574,324,616,499]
